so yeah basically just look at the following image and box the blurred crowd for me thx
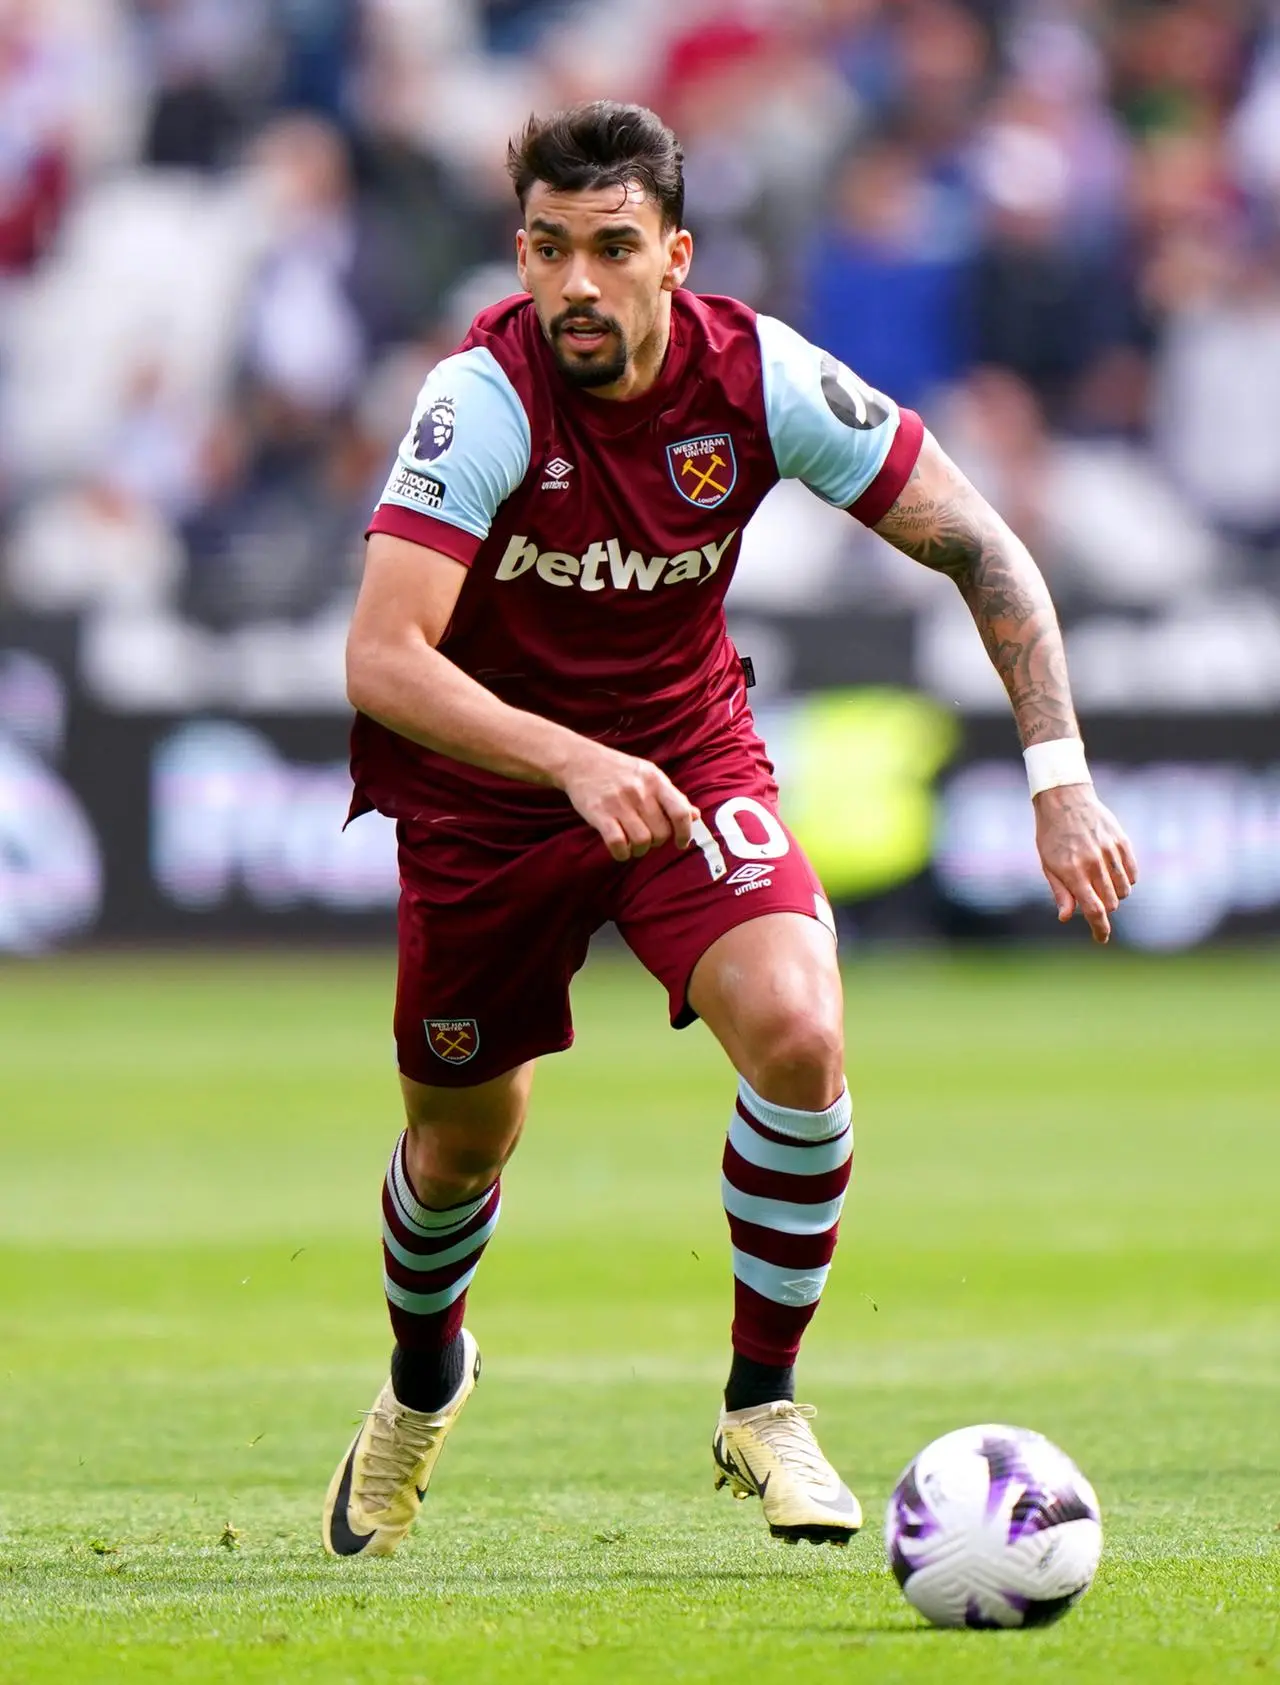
[4,0,1280,634]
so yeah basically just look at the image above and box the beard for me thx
[547,307,629,389]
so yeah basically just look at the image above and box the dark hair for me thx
[507,101,684,229]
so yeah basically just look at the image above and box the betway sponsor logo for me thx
[494,531,737,591]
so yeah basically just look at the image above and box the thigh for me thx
[614,750,837,1029]
[394,819,606,1088]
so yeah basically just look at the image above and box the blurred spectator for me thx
[1153,240,1280,554]
[348,56,511,331]
[481,0,573,56]
[824,0,990,167]
[799,134,973,411]
[181,387,371,626]
[143,75,242,172]
[5,479,183,612]
[241,114,409,410]
[659,13,857,306]
[275,0,359,116]
[1112,0,1245,136]
[0,0,75,273]
[134,0,274,169]
[939,365,1218,608]
[967,88,1140,426]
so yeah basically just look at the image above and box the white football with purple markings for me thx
[885,1424,1102,1629]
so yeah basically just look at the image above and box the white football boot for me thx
[322,1330,480,1558]
[713,1400,862,1544]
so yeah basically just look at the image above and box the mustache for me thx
[551,309,622,339]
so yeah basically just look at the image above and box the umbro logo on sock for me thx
[542,456,574,490]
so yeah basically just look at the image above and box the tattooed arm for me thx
[874,431,1137,942]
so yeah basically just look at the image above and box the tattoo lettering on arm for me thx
[874,433,1077,747]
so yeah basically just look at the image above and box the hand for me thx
[1034,783,1137,944]
[559,742,700,862]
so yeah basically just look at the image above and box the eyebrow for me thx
[528,218,645,244]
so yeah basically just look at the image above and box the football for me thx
[885,1424,1103,1629]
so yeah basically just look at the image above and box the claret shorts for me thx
[393,739,834,1086]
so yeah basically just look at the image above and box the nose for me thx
[561,256,601,306]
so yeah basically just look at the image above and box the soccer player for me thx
[323,102,1136,1556]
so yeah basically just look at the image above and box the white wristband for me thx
[1024,737,1091,799]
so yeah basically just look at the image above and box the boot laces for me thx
[753,1402,833,1484]
[356,1404,442,1510]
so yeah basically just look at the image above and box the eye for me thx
[535,244,560,261]
[604,245,631,261]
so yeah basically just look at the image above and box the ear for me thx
[662,227,693,293]
[515,229,530,292]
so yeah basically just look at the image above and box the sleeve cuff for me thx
[846,408,925,528]
[365,503,483,566]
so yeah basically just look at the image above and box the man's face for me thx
[516,180,691,392]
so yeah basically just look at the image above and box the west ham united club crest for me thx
[667,433,737,509]
[424,1018,479,1064]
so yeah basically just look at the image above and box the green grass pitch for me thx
[0,946,1277,1684]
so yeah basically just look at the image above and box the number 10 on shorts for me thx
[691,796,791,882]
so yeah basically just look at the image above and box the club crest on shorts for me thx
[424,1019,479,1064]
[667,433,737,509]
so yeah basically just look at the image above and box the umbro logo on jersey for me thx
[494,530,737,591]
[541,456,574,491]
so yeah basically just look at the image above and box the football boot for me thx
[713,1399,862,1544]
[322,1329,480,1558]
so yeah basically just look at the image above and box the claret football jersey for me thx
[351,289,923,823]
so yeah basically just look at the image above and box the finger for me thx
[1087,856,1120,914]
[1104,845,1133,902]
[656,780,699,850]
[597,817,631,864]
[1073,877,1112,943]
[637,794,673,850]
[1044,868,1076,923]
[618,809,655,858]
[1117,831,1139,886]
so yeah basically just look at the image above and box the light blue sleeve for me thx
[756,313,902,508]
[377,346,531,539]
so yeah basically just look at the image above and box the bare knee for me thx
[404,1128,508,1205]
[741,1009,845,1112]
[400,1066,531,1207]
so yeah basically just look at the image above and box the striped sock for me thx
[721,1076,853,1369]
[381,1132,500,1354]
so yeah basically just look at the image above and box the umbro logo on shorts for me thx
[726,864,772,886]
[424,1019,479,1063]
[728,863,773,896]
[541,456,574,490]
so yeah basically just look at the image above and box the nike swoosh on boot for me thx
[327,1447,377,1555]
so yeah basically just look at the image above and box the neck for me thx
[591,295,673,402]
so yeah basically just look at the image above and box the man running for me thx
[323,101,1135,1557]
